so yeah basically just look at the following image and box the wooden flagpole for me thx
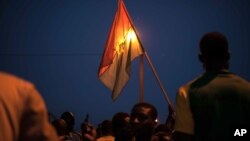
[144,51,174,111]
[122,0,174,111]
[132,28,175,111]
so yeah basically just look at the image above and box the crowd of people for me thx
[50,102,174,141]
[1,31,250,141]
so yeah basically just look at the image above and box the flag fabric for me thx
[98,0,144,101]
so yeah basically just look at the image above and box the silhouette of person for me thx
[52,118,69,140]
[152,124,172,141]
[112,112,133,141]
[0,71,58,141]
[130,102,158,141]
[96,120,115,141]
[174,32,250,141]
[81,120,96,141]
[60,112,82,141]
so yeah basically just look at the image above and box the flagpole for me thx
[121,0,145,103]
[132,29,174,111]
[130,24,175,112]
[144,52,175,111]
[122,0,174,111]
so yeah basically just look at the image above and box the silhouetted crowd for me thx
[50,102,174,141]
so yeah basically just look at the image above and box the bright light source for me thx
[155,118,158,123]
[115,28,137,55]
[127,29,137,41]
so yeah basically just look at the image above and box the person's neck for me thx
[204,63,229,72]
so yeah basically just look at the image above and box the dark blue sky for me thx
[1,0,250,130]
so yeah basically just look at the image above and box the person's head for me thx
[52,119,68,136]
[199,32,230,71]
[152,124,172,141]
[60,111,75,132]
[81,122,97,141]
[112,112,133,141]
[130,102,158,140]
[100,120,113,136]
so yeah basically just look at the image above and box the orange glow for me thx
[126,28,137,42]
[115,28,137,54]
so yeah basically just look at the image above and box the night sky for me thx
[1,0,250,130]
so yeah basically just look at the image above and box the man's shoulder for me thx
[178,75,202,90]
[230,73,250,84]
[0,71,34,86]
[0,71,39,100]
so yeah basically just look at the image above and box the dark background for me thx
[1,0,250,130]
